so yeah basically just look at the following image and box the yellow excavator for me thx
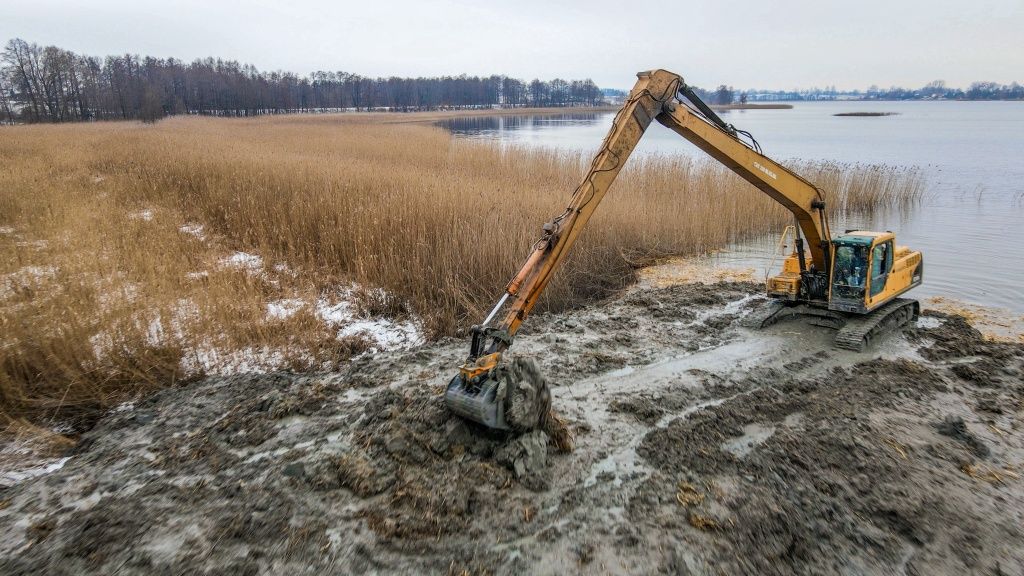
[445,69,923,430]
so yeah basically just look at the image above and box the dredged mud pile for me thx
[0,283,1022,575]
[632,322,1023,574]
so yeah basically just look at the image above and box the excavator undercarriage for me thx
[743,298,921,352]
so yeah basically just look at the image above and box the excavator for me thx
[445,69,923,431]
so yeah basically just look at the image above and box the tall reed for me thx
[0,114,924,422]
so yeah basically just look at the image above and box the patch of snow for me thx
[0,455,71,489]
[130,209,154,222]
[114,401,136,413]
[95,281,140,312]
[179,223,206,240]
[186,271,209,280]
[15,265,58,280]
[325,527,345,551]
[2,266,59,299]
[272,262,296,276]
[316,299,356,325]
[89,331,114,359]
[219,251,263,272]
[147,317,166,346]
[316,292,423,351]
[341,388,374,403]
[267,299,305,320]
[15,239,48,250]
[167,299,200,341]
[96,300,198,357]
[916,316,944,329]
[49,422,76,435]
[338,318,423,350]
[0,226,14,234]
[721,423,776,458]
[181,344,307,376]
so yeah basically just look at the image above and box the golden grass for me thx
[0,113,924,423]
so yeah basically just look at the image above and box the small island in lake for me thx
[834,112,900,117]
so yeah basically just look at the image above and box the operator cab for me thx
[829,231,896,314]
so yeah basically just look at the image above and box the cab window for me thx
[870,241,892,296]
[832,244,868,298]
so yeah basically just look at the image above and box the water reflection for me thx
[440,113,601,137]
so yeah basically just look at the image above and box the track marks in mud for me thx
[629,315,1024,575]
[524,281,761,383]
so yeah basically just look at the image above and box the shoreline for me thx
[710,103,794,110]
[342,103,792,126]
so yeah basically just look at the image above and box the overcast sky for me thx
[2,0,1021,90]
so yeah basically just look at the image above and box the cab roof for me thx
[835,230,895,244]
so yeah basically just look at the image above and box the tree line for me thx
[741,79,1024,102]
[0,38,605,123]
[871,80,1024,101]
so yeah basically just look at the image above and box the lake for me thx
[441,101,1024,316]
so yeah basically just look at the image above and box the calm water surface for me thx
[442,101,1024,314]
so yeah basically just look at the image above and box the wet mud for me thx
[1,282,1022,575]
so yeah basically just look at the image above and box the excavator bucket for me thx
[445,373,507,429]
[444,357,552,432]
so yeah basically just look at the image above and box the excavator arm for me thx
[660,86,833,268]
[445,69,834,430]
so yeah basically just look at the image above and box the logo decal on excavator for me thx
[753,161,778,180]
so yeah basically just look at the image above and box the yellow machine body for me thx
[768,231,922,312]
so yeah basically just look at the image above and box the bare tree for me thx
[0,72,15,122]
[139,86,164,123]
[0,37,612,122]
[713,85,735,105]
[3,39,44,121]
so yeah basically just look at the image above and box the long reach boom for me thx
[444,69,916,431]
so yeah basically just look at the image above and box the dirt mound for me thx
[496,356,559,438]
[0,350,566,574]
[917,311,1021,365]
[631,319,1024,575]
[608,395,668,423]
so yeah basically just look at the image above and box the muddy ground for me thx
[1,282,1022,575]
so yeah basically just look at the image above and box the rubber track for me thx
[834,298,919,352]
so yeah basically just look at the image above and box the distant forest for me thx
[738,80,1024,103]
[2,38,1021,124]
[0,38,604,123]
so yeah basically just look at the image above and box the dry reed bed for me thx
[0,115,924,423]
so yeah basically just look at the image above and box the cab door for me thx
[866,239,894,308]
